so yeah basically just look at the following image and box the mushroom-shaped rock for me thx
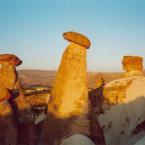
[0,54,35,145]
[0,54,22,66]
[122,56,143,72]
[48,42,89,118]
[41,32,92,145]
[42,32,105,145]
[122,56,143,77]
[63,31,91,49]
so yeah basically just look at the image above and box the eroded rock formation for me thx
[63,31,91,49]
[122,56,143,77]
[41,31,98,145]
[96,56,145,145]
[0,88,17,145]
[99,77,145,145]
[103,56,144,105]
[0,54,34,145]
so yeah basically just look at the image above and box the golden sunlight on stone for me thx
[48,43,88,119]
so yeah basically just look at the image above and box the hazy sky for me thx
[0,0,145,72]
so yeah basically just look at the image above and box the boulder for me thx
[98,76,145,145]
[0,88,12,101]
[0,54,22,66]
[122,56,143,72]
[48,42,89,119]
[63,31,91,49]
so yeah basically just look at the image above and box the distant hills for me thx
[18,69,145,88]
[18,70,56,87]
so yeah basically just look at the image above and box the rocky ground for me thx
[20,68,145,145]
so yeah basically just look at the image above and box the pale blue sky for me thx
[0,0,145,72]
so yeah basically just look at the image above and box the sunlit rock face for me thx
[122,56,143,77]
[63,31,91,49]
[98,77,145,145]
[41,32,91,145]
[0,54,22,66]
[99,76,145,145]
[103,77,136,104]
[0,54,35,145]
[0,88,12,101]
[91,55,145,145]
[0,63,17,90]
[0,54,22,90]
[103,56,144,105]
[0,54,19,145]
[48,42,88,118]
[25,92,50,124]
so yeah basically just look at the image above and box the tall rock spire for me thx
[41,31,91,145]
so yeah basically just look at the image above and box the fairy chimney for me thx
[0,54,21,145]
[48,32,90,118]
[41,31,91,145]
[122,56,143,77]
[0,54,35,145]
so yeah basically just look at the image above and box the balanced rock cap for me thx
[122,56,143,72]
[0,54,22,66]
[63,31,91,49]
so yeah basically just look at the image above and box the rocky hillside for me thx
[18,69,133,88]
[18,70,56,87]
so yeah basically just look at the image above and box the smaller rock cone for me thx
[0,54,35,145]
[122,56,143,77]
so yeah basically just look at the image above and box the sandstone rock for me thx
[63,31,91,49]
[42,43,90,144]
[0,63,17,89]
[123,71,143,78]
[98,76,145,145]
[0,65,18,145]
[13,91,35,145]
[0,54,22,66]
[96,77,105,89]
[61,134,95,145]
[103,77,136,104]
[0,101,17,145]
[25,93,50,124]
[25,93,50,107]
[0,88,12,101]
[48,43,88,119]
[122,56,143,72]
[41,33,90,145]
[0,54,35,145]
